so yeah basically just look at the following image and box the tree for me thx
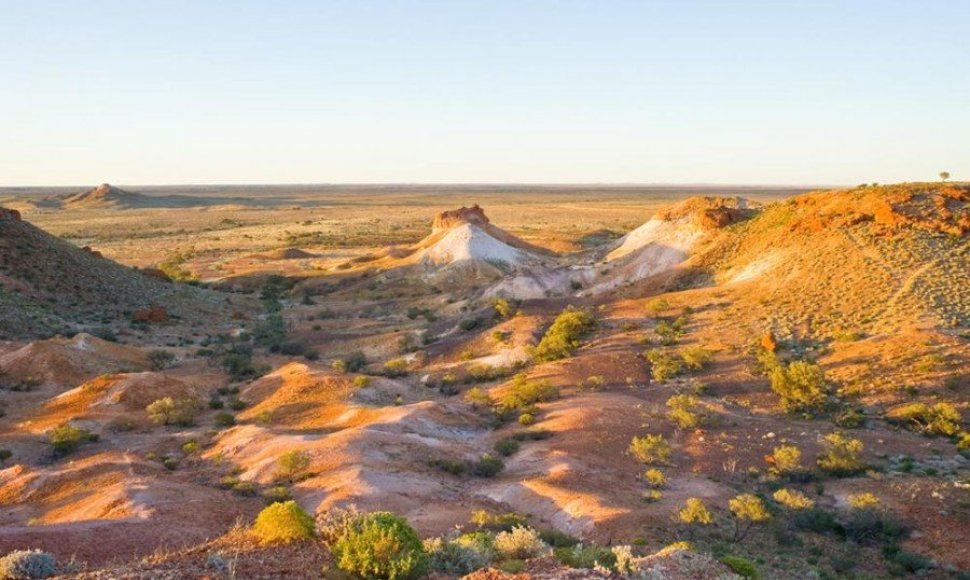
[940,171,950,182]
[146,397,199,427]
[729,494,770,542]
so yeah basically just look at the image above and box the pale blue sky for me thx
[1,1,967,185]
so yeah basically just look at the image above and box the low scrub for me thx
[48,423,97,456]
[493,526,548,560]
[886,402,961,437]
[333,512,428,580]
[531,306,596,362]
[0,549,57,579]
[770,360,828,414]
[251,500,316,544]
[629,434,671,465]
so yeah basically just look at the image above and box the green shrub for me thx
[333,512,428,580]
[531,306,596,361]
[666,393,702,429]
[252,500,316,544]
[470,510,529,532]
[48,423,97,456]
[147,349,176,370]
[555,544,616,570]
[645,349,683,381]
[263,486,292,503]
[336,351,367,373]
[0,449,13,463]
[275,450,311,482]
[500,374,559,410]
[538,529,580,548]
[887,402,961,436]
[353,375,371,389]
[720,555,758,578]
[423,537,487,575]
[146,397,199,427]
[0,549,56,579]
[383,359,409,378]
[817,432,865,475]
[494,438,520,457]
[889,550,933,573]
[770,360,827,414]
[214,412,236,427]
[472,454,505,478]
[629,434,671,465]
[680,346,713,370]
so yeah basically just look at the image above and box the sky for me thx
[1,0,967,186]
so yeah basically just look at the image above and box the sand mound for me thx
[0,333,148,390]
[422,223,533,267]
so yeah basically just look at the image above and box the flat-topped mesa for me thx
[432,204,490,231]
[0,207,22,221]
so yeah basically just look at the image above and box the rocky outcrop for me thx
[432,204,490,231]
[0,207,22,221]
[132,306,169,323]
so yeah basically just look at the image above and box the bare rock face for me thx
[432,204,490,231]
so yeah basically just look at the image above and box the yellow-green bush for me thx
[333,512,428,579]
[531,306,596,362]
[817,432,866,475]
[770,361,827,413]
[252,500,316,544]
[629,434,671,465]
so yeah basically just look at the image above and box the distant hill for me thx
[0,207,225,337]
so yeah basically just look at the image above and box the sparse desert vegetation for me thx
[0,182,967,579]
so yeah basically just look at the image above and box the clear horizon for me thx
[2,0,967,186]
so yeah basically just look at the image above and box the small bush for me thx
[666,393,702,429]
[790,507,841,535]
[555,544,616,570]
[629,434,671,465]
[252,500,316,544]
[817,432,865,475]
[214,412,236,427]
[645,349,683,381]
[472,454,504,478]
[847,492,880,510]
[147,349,176,370]
[769,444,803,475]
[333,512,428,580]
[48,423,97,456]
[353,375,371,388]
[770,360,827,414]
[644,468,667,488]
[263,486,291,503]
[0,549,56,579]
[338,351,367,373]
[889,550,933,573]
[720,555,758,579]
[423,537,487,575]
[887,402,961,437]
[470,510,528,532]
[531,306,596,362]
[146,397,199,427]
[0,449,12,463]
[773,488,814,510]
[275,450,311,482]
[676,497,713,525]
[500,374,559,410]
[464,387,492,408]
[729,494,771,542]
[680,346,713,370]
[494,438,520,457]
[494,526,547,560]
[538,529,580,548]
[383,359,409,378]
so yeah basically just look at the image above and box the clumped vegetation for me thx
[146,397,199,427]
[493,526,548,560]
[251,500,316,544]
[0,549,57,580]
[666,393,703,429]
[816,432,866,475]
[275,450,311,482]
[770,360,828,413]
[886,402,962,436]
[332,512,428,580]
[531,306,595,362]
[48,423,97,456]
[773,488,814,510]
[629,434,671,465]
[728,493,771,542]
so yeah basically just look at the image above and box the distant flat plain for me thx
[0,184,817,273]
